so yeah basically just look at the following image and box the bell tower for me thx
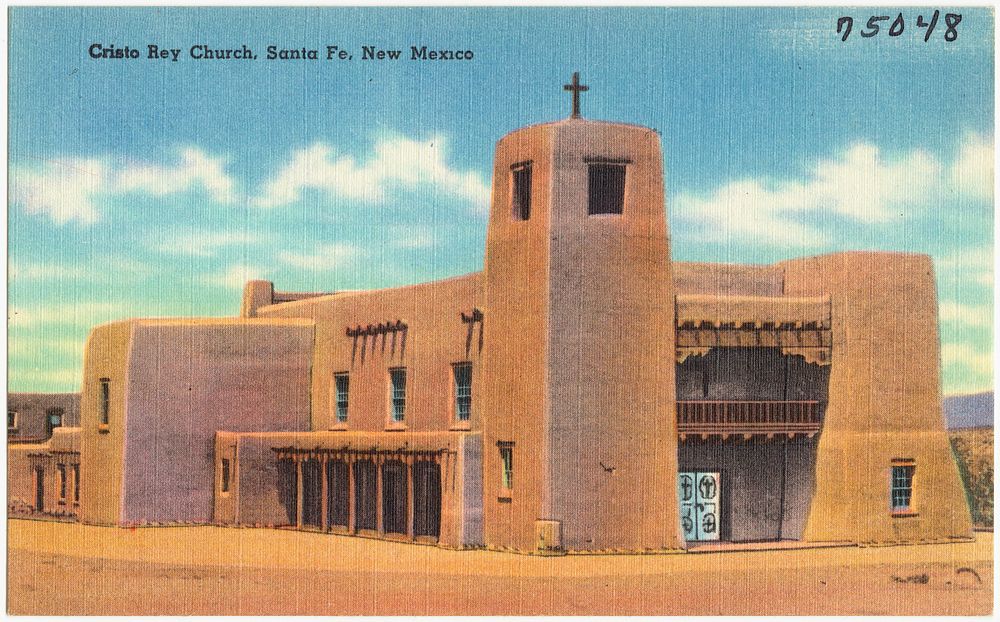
[477,74,683,552]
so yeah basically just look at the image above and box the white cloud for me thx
[936,247,993,287]
[939,300,992,327]
[9,261,89,281]
[675,142,943,247]
[10,158,106,225]
[278,243,363,271]
[9,257,152,283]
[389,225,436,250]
[202,263,271,290]
[941,342,993,376]
[153,229,263,257]
[11,147,237,225]
[951,132,994,200]
[252,135,490,211]
[8,301,130,328]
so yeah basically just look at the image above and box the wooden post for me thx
[320,454,329,531]
[295,458,304,529]
[375,455,385,535]
[347,456,356,534]
[406,456,415,540]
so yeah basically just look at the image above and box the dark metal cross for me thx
[563,72,588,119]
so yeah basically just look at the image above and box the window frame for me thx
[586,159,629,216]
[498,441,515,496]
[510,161,532,221]
[388,367,407,424]
[333,372,350,425]
[890,460,917,516]
[99,378,111,427]
[452,362,473,423]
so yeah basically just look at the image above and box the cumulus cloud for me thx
[278,243,363,271]
[951,132,994,199]
[10,158,106,225]
[941,342,993,377]
[153,229,263,257]
[936,247,993,287]
[252,135,490,211]
[939,300,992,327]
[10,147,237,225]
[202,263,271,290]
[675,135,992,247]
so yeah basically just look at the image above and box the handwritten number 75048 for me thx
[837,11,961,42]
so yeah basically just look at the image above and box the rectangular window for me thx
[334,373,350,424]
[48,410,63,429]
[453,363,472,422]
[73,464,80,503]
[587,162,626,215]
[498,442,514,491]
[891,463,915,513]
[221,458,231,493]
[57,465,67,502]
[390,368,407,422]
[511,162,532,221]
[99,378,111,425]
[7,411,17,431]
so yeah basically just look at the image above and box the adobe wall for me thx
[780,252,972,543]
[256,273,483,434]
[7,427,81,518]
[118,319,314,525]
[215,430,482,548]
[79,321,135,525]
[673,262,784,296]
[479,123,553,550]
[7,392,80,440]
[678,437,816,542]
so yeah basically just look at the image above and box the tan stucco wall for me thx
[256,273,482,434]
[781,252,973,543]
[79,321,134,525]
[7,427,81,517]
[481,119,682,552]
[214,430,481,548]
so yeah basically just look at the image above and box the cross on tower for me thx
[563,72,589,119]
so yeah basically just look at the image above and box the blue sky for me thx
[8,7,994,395]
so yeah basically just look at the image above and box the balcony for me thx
[677,400,821,440]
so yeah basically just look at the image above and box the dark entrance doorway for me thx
[327,460,350,528]
[301,460,322,528]
[413,461,441,538]
[354,460,377,531]
[277,460,297,525]
[382,460,408,535]
[34,467,45,511]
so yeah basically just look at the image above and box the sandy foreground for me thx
[7,519,993,615]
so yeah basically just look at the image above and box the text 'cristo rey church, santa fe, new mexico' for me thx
[9,74,972,554]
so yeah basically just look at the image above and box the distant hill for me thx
[943,392,994,430]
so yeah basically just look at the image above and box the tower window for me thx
[498,441,514,491]
[334,372,350,424]
[389,368,407,422]
[221,458,231,493]
[511,162,532,221]
[453,363,472,422]
[587,162,626,215]
[99,378,111,425]
[891,462,915,513]
[7,411,17,431]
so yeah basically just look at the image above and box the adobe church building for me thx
[12,75,973,553]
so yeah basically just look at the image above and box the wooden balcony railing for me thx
[677,400,821,439]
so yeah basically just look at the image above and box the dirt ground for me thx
[7,519,993,615]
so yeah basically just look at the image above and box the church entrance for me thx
[678,471,721,541]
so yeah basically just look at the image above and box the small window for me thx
[7,411,17,431]
[891,463,915,513]
[99,378,111,425]
[511,162,532,221]
[73,464,80,503]
[587,162,626,215]
[47,408,64,435]
[498,442,514,491]
[453,363,472,422]
[389,368,407,422]
[221,458,231,493]
[334,373,350,424]
[57,465,67,502]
